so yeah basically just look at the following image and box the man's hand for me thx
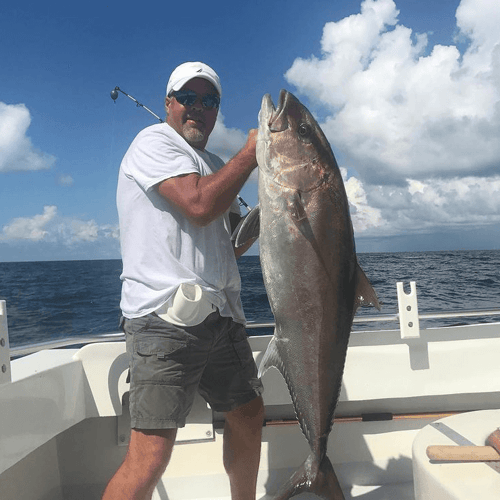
[242,128,258,163]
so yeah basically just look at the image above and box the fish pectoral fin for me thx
[289,193,338,286]
[354,262,381,312]
[231,205,260,248]
[257,336,281,378]
[289,193,319,248]
[289,194,307,222]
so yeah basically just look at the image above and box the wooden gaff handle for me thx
[426,445,500,462]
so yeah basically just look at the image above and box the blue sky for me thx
[1,0,499,261]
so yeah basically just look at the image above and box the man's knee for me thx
[226,396,264,428]
[126,428,177,475]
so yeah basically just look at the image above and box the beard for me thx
[183,126,205,145]
[182,122,206,148]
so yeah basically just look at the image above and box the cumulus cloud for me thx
[69,220,99,242]
[207,112,247,162]
[282,0,500,245]
[361,174,500,237]
[207,112,259,184]
[341,168,384,232]
[57,174,74,187]
[1,206,119,246]
[285,0,500,184]
[1,205,57,241]
[0,102,56,172]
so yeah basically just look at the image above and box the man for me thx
[103,62,264,500]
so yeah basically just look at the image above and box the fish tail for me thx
[274,453,345,500]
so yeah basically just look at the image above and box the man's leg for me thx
[102,428,177,500]
[223,396,265,500]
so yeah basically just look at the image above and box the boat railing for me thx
[9,332,126,358]
[2,280,500,360]
[4,307,499,359]
[246,308,500,328]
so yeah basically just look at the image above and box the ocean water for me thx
[1,250,499,348]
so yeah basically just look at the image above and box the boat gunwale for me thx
[8,307,500,358]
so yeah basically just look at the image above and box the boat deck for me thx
[1,296,500,500]
[188,484,415,500]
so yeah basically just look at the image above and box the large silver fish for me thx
[235,90,380,499]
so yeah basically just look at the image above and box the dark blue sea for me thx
[1,250,499,348]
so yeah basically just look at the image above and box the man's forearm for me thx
[158,131,258,227]
[193,146,257,225]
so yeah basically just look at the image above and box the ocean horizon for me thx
[1,249,499,348]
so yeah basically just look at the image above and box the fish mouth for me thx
[259,94,275,130]
[260,89,289,133]
[257,89,293,175]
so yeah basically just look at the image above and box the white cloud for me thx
[207,112,247,162]
[341,168,384,232]
[281,0,500,245]
[1,205,57,241]
[1,206,120,246]
[207,112,258,184]
[100,224,120,239]
[57,174,74,186]
[285,0,500,183]
[357,174,500,237]
[0,102,56,172]
[70,220,99,242]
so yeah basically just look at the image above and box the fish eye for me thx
[298,123,311,138]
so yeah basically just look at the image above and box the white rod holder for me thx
[0,300,11,384]
[397,282,421,339]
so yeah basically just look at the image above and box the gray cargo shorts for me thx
[123,309,263,430]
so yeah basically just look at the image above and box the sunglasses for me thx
[170,90,220,110]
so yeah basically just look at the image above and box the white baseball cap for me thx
[166,62,222,97]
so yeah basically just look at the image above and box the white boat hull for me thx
[1,317,500,499]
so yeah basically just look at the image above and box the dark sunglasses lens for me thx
[175,92,197,107]
[203,95,220,109]
[173,91,219,109]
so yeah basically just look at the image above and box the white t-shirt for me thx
[117,122,245,323]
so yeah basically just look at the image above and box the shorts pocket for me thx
[228,324,254,368]
[133,336,188,384]
[136,338,186,359]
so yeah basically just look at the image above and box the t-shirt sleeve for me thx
[126,126,200,192]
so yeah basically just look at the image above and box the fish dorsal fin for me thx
[231,205,260,248]
[355,262,381,312]
[258,336,282,378]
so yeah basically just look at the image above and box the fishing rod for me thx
[110,87,162,123]
[110,86,251,212]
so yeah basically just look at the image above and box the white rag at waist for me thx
[155,283,216,327]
